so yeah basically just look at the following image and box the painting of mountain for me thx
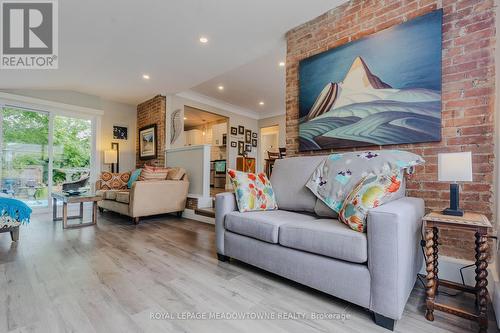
[298,10,442,151]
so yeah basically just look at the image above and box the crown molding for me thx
[175,90,285,120]
[175,90,260,120]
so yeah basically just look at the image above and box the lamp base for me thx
[442,207,464,217]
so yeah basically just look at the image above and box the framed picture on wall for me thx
[245,129,252,143]
[252,132,257,139]
[230,127,238,135]
[252,139,257,147]
[231,141,237,148]
[113,125,128,140]
[245,144,252,153]
[237,141,245,155]
[139,124,157,160]
[238,125,245,135]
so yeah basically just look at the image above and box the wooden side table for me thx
[423,211,492,333]
[51,192,102,229]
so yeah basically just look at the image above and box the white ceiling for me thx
[191,42,287,117]
[0,0,345,116]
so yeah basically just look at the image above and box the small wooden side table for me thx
[51,192,102,229]
[423,211,492,333]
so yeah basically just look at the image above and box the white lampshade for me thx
[438,152,472,182]
[104,149,117,164]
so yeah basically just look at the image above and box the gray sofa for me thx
[215,156,424,330]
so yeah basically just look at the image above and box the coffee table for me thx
[51,192,102,229]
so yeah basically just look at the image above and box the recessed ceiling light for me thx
[142,74,150,80]
[184,117,187,120]
[218,85,224,91]
[259,101,265,106]
[199,36,208,44]
[279,61,285,67]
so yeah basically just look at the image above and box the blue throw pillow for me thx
[128,169,142,189]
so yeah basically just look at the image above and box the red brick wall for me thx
[285,0,496,260]
[136,95,166,168]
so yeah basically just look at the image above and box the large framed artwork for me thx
[299,10,442,151]
[139,124,157,160]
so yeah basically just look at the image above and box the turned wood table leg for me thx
[433,227,439,291]
[475,232,488,333]
[425,227,436,321]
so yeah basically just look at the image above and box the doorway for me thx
[260,125,279,172]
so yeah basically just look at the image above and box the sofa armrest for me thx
[367,197,425,320]
[215,192,237,255]
[130,180,189,217]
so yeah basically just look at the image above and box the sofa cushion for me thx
[225,210,317,244]
[314,199,338,219]
[270,156,326,213]
[227,169,278,212]
[279,219,367,263]
[339,171,405,233]
[99,171,130,190]
[167,167,186,180]
[140,165,170,181]
[115,191,130,204]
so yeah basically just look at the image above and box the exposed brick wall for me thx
[136,95,166,167]
[285,0,496,260]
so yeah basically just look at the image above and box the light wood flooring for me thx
[0,206,497,333]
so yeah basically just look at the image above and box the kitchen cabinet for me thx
[212,122,227,146]
[185,129,203,146]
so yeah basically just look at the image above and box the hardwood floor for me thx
[0,207,497,333]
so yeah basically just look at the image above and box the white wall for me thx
[0,89,137,172]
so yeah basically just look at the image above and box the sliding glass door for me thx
[0,105,94,209]
[1,107,50,207]
[52,115,92,192]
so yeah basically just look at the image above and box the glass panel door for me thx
[1,107,49,207]
[52,115,92,193]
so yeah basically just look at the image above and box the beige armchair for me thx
[96,173,189,224]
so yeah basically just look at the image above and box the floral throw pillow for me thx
[306,150,424,213]
[227,169,278,212]
[339,170,404,233]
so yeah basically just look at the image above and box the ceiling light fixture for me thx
[279,61,285,67]
[142,74,150,80]
[199,36,208,44]
[184,117,187,120]
[259,101,265,106]
[218,85,224,91]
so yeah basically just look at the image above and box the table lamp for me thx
[104,149,118,173]
[438,152,472,216]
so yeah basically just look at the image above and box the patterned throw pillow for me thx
[127,169,142,188]
[99,171,130,190]
[339,170,404,233]
[139,165,170,181]
[227,169,278,212]
[167,167,186,180]
[306,150,424,212]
